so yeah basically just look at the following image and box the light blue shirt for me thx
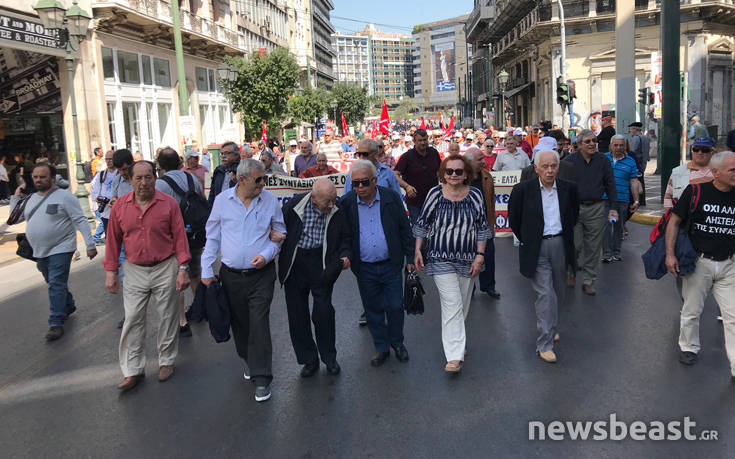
[200,187,286,278]
[357,189,389,262]
[344,161,401,196]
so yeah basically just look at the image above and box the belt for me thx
[132,256,171,268]
[222,263,260,275]
[580,200,602,205]
[542,233,563,239]
[699,253,734,262]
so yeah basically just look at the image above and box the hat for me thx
[391,134,401,140]
[629,122,643,128]
[454,131,463,137]
[185,150,200,159]
[602,116,613,121]
[513,128,523,136]
[466,133,474,140]
[532,136,558,156]
[433,129,443,136]
[405,135,413,142]
[692,137,715,148]
[288,139,298,146]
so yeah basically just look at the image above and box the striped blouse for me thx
[413,185,491,277]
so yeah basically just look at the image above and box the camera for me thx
[96,196,110,212]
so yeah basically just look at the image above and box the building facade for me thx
[287,0,336,89]
[369,28,414,105]
[311,0,336,89]
[467,0,735,140]
[412,15,470,114]
[331,33,371,92]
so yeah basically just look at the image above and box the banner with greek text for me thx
[490,170,521,236]
[264,172,348,206]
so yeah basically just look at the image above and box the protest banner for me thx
[264,172,349,206]
[490,170,521,236]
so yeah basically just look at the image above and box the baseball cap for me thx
[628,122,643,128]
[532,136,558,157]
[288,139,298,146]
[185,150,201,158]
[405,135,413,142]
[433,129,442,136]
[513,128,523,136]
[466,133,474,140]
[392,134,401,140]
[692,137,715,148]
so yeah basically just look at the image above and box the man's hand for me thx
[405,185,417,198]
[470,255,484,277]
[250,254,266,269]
[340,257,350,270]
[665,254,680,276]
[269,229,286,243]
[176,269,190,291]
[13,184,25,198]
[414,251,424,272]
[105,271,119,294]
[406,263,415,272]
[109,196,117,207]
[87,248,98,260]
[201,277,214,287]
[629,202,639,213]
[608,209,619,220]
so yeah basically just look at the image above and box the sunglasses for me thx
[582,139,597,144]
[351,178,373,188]
[445,168,465,176]
[355,151,370,157]
[692,147,712,154]
[254,176,264,184]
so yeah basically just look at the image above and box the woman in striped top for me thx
[413,154,491,373]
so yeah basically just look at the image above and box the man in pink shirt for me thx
[182,150,207,191]
[104,161,192,391]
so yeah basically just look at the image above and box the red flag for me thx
[371,121,377,139]
[419,116,426,130]
[442,114,455,140]
[261,120,267,143]
[379,100,390,135]
[341,112,348,137]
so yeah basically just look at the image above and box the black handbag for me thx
[403,269,426,315]
[13,190,56,261]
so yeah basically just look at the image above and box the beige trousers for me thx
[119,256,179,377]
[679,256,735,377]
[434,273,474,362]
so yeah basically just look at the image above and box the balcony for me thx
[483,0,537,42]
[465,5,496,42]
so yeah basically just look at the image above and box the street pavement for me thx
[0,223,732,458]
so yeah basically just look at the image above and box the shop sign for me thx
[0,13,61,49]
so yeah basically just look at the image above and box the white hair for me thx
[236,158,265,179]
[533,150,560,166]
[465,145,482,160]
[710,151,735,170]
[316,152,328,160]
[350,159,377,178]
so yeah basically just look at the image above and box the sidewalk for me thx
[628,159,666,226]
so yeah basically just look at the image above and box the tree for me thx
[392,97,419,121]
[288,87,330,125]
[219,47,299,139]
[331,82,369,126]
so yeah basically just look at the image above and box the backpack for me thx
[161,173,210,249]
[649,183,701,244]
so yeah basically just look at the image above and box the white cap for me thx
[513,128,523,136]
[405,135,413,142]
[454,131,463,137]
[532,136,559,157]
[185,150,200,158]
[391,134,401,140]
[289,139,298,146]
[466,133,474,140]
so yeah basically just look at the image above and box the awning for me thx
[503,82,531,98]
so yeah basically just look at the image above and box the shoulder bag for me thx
[16,190,57,261]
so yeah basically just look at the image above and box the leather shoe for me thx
[679,351,698,366]
[370,351,390,367]
[158,365,174,382]
[566,274,575,287]
[481,288,501,299]
[118,374,143,391]
[326,361,341,375]
[300,361,319,378]
[582,284,596,296]
[393,344,409,362]
[445,360,462,373]
[538,350,557,363]
[45,326,64,342]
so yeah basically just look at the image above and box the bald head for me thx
[311,178,337,214]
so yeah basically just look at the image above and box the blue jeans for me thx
[603,201,629,258]
[478,237,496,292]
[356,260,404,352]
[36,252,75,327]
[93,210,105,242]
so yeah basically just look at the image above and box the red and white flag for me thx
[261,120,267,143]
[379,100,390,135]
[341,112,348,137]
[442,114,455,140]
[419,116,426,130]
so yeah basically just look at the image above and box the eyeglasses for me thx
[254,176,264,184]
[221,149,235,155]
[692,147,712,154]
[582,139,597,144]
[351,178,373,188]
[355,151,370,158]
[445,168,465,176]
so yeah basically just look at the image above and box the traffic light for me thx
[556,77,570,106]
[638,87,649,105]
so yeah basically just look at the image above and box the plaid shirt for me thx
[298,198,327,249]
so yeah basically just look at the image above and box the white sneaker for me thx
[717,315,723,322]
[243,363,250,380]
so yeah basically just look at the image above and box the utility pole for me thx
[170,0,189,116]
[615,0,636,135]
[558,0,567,131]
[659,0,681,197]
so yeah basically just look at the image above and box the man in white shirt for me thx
[316,128,344,161]
[200,159,286,402]
[90,149,115,244]
[493,136,531,171]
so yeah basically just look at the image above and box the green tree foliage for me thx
[219,47,299,139]
[392,97,419,121]
[288,87,330,125]
[331,82,369,126]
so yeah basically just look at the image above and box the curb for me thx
[630,212,661,226]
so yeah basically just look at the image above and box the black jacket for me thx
[208,165,235,207]
[189,279,231,343]
[278,192,352,286]
[508,178,580,278]
[597,126,616,153]
[339,186,413,276]
[520,159,577,182]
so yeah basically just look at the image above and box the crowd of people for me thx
[6,116,735,403]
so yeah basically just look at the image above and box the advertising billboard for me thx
[432,42,456,92]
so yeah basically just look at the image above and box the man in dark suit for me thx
[340,160,414,367]
[508,150,580,363]
[520,158,576,182]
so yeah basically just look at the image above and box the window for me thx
[142,55,152,85]
[145,102,156,157]
[117,50,140,84]
[102,47,115,81]
[153,58,171,87]
[208,68,216,92]
[107,102,118,149]
[196,67,208,91]
[157,103,173,147]
[122,102,141,153]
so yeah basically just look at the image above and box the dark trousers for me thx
[284,248,337,366]
[478,237,496,291]
[36,252,75,327]
[220,261,276,386]
[356,260,404,352]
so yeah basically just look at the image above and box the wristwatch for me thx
[178,265,189,271]
[634,200,639,204]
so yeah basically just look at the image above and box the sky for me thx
[330,1,473,36]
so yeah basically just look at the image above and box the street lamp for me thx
[329,100,338,126]
[497,69,509,129]
[34,0,93,220]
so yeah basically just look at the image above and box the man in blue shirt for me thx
[602,135,640,262]
[343,139,401,196]
[340,160,414,367]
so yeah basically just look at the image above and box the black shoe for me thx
[300,361,319,378]
[731,375,735,385]
[117,318,124,329]
[482,289,500,299]
[370,351,390,367]
[393,344,409,362]
[612,255,622,262]
[45,326,64,341]
[185,307,192,322]
[602,257,612,263]
[179,323,192,337]
[358,312,367,327]
[65,305,77,316]
[679,351,698,366]
[326,361,341,375]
